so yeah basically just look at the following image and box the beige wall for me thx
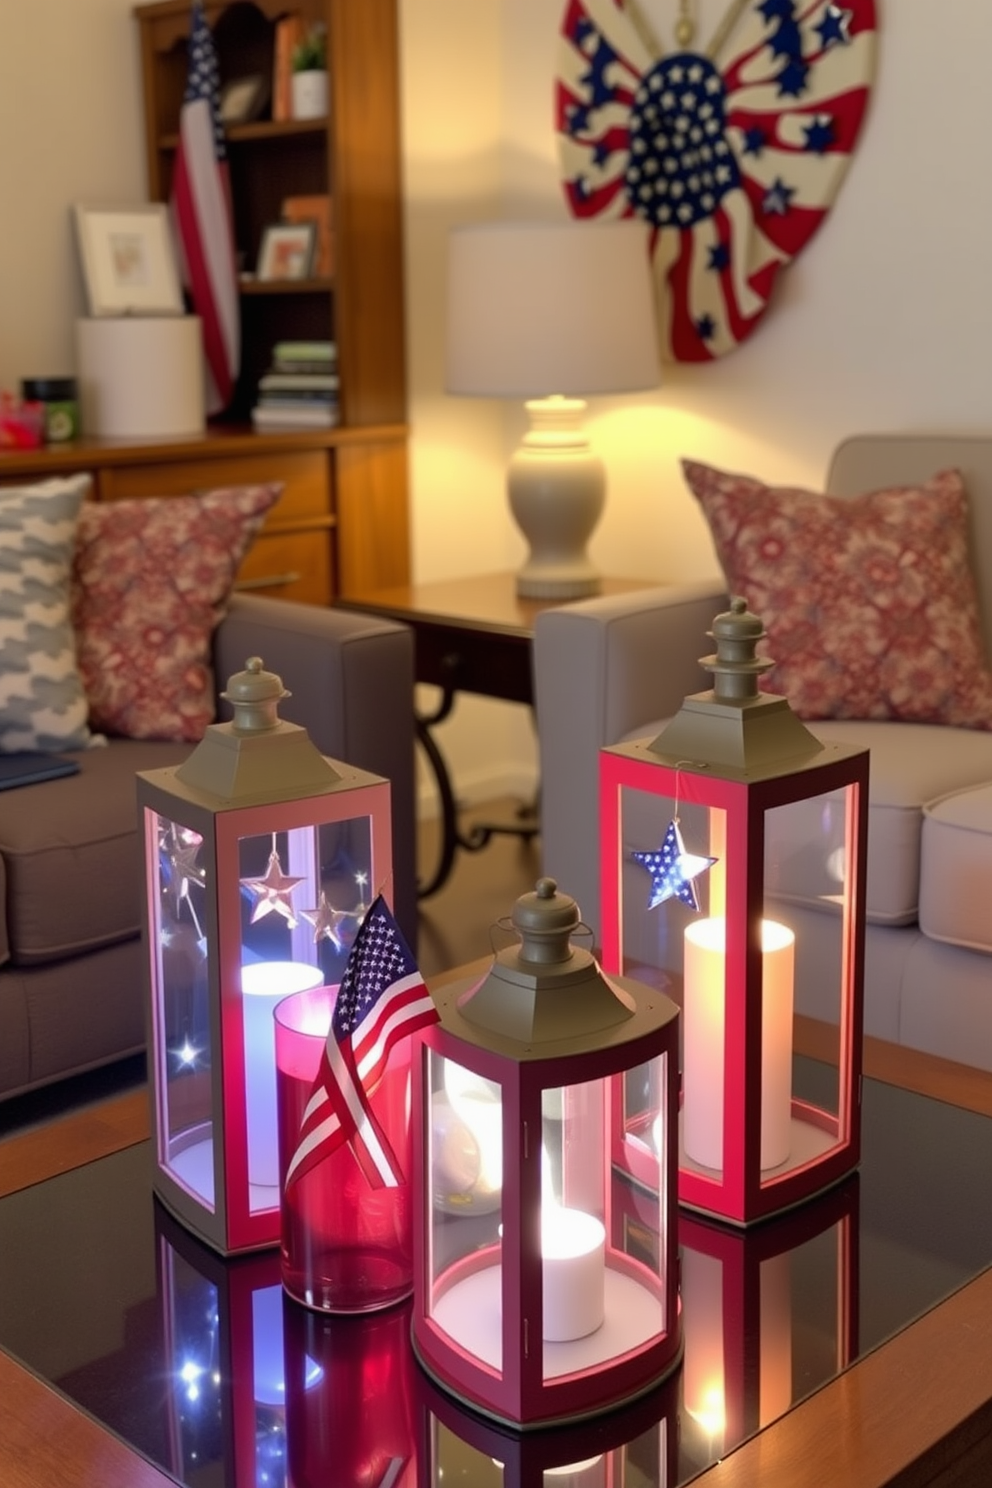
[3,1,992,811]
[0,0,145,386]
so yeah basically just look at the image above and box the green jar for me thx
[20,377,80,444]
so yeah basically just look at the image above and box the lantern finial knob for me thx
[701,596,773,703]
[221,657,292,734]
[511,877,580,965]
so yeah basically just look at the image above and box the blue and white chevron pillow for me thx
[0,474,95,754]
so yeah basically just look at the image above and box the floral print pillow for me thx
[71,485,281,741]
[683,460,992,729]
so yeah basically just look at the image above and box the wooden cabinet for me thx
[15,0,416,604]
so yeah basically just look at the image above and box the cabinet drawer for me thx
[98,450,332,525]
[234,528,334,606]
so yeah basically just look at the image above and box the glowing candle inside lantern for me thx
[682,917,794,1171]
[242,961,323,1188]
[541,1204,606,1342]
[540,1141,605,1343]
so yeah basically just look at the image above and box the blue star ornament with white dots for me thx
[555,0,878,362]
[633,820,717,912]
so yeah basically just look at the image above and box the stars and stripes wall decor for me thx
[556,1,878,361]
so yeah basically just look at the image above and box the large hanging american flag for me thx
[171,0,240,411]
[556,0,878,361]
[285,895,438,1191]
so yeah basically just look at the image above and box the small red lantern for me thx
[139,658,393,1253]
[412,879,681,1428]
[599,601,868,1226]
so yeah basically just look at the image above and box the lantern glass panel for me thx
[543,1070,668,1380]
[427,1049,505,1374]
[237,820,373,1214]
[620,781,857,1187]
[149,808,216,1210]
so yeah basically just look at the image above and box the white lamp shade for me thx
[445,219,660,398]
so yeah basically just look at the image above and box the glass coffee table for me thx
[3,1023,992,1487]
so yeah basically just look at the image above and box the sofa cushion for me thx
[624,718,992,925]
[682,460,992,730]
[0,474,95,754]
[919,783,992,952]
[71,485,281,743]
[0,737,188,965]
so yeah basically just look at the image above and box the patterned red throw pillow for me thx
[682,460,992,729]
[71,485,282,741]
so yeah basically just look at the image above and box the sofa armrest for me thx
[533,580,727,940]
[214,593,417,948]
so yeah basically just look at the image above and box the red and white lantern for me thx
[600,601,868,1226]
[412,879,681,1428]
[139,657,393,1254]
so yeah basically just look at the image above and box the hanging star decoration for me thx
[160,823,206,919]
[241,846,305,927]
[633,818,717,911]
[301,890,366,951]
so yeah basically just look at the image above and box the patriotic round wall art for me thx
[556,1,878,361]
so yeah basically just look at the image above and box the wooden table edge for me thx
[3,984,992,1488]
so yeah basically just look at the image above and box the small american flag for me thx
[285,895,437,1190]
[171,0,240,412]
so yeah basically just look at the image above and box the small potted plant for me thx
[291,22,328,120]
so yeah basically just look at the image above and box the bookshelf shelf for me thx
[126,0,410,604]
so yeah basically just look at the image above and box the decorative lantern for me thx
[412,878,681,1429]
[599,600,868,1226]
[678,1178,859,1473]
[154,1202,289,1488]
[139,657,393,1254]
[416,1361,678,1485]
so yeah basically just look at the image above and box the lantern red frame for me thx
[600,737,869,1227]
[411,968,682,1429]
[139,762,393,1255]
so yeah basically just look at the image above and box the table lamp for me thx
[445,219,660,599]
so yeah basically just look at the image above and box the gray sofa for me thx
[0,593,416,1104]
[535,433,992,1071]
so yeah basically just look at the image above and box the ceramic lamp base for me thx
[507,396,605,600]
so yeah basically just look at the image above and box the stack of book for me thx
[251,341,339,431]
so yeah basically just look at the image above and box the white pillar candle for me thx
[683,917,795,1172]
[541,1206,606,1342]
[242,961,323,1188]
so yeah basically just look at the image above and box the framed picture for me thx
[73,203,183,317]
[282,194,333,277]
[220,74,270,126]
[257,222,317,282]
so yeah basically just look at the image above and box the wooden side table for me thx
[336,572,653,894]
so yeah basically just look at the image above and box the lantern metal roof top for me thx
[174,656,342,804]
[648,596,823,777]
[439,877,678,1054]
